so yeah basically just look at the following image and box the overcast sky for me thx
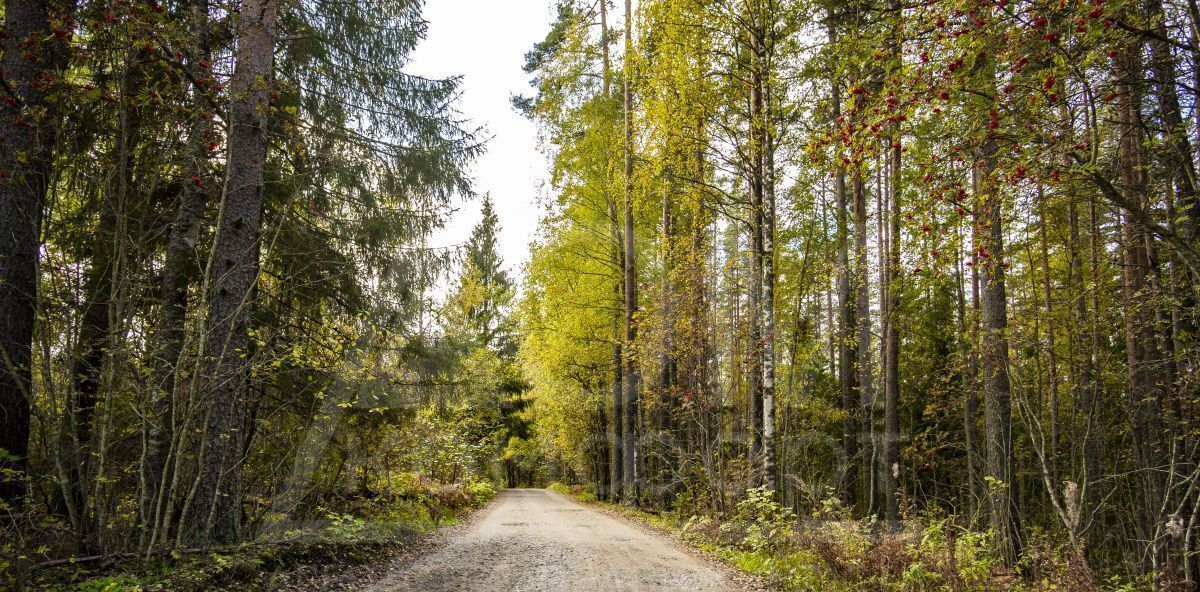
[408,0,554,276]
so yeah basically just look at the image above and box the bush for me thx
[665,497,1088,591]
[463,478,497,507]
[73,574,145,592]
[732,486,796,553]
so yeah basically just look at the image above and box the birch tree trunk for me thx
[759,0,777,493]
[883,133,901,522]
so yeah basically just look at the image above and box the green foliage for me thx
[655,504,1069,591]
[323,514,369,542]
[462,478,497,507]
[72,575,145,592]
[731,487,797,553]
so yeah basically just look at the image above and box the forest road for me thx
[363,488,748,591]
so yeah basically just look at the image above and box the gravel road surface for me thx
[364,488,748,591]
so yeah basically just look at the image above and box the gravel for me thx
[362,488,752,592]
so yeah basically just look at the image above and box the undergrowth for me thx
[559,485,1136,592]
[21,476,496,591]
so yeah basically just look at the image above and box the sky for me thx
[407,0,555,277]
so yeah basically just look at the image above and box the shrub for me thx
[324,513,369,542]
[73,575,145,592]
[463,478,497,507]
[733,486,796,553]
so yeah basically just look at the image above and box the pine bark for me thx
[183,0,277,546]
[1115,40,1169,578]
[0,0,69,503]
[972,28,1021,563]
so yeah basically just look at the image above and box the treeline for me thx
[516,0,1200,587]
[0,0,522,576]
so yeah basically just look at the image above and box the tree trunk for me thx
[621,0,640,505]
[0,0,70,504]
[973,31,1021,563]
[601,0,623,505]
[965,232,981,522]
[747,0,766,486]
[141,0,212,548]
[829,14,857,510]
[760,14,777,493]
[182,0,277,546]
[977,153,1022,565]
[1037,186,1060,488]
[883,133,901,522]
[1115,41,1169,582]
[853,169,872,514]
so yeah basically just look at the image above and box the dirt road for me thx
[364,488,749,591]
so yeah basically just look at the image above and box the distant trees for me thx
[518,0,1200,586]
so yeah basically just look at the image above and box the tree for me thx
[620,0,640,505]
[140,0,214,549]
[451,195,515,352]
[0,0,71,504]
[182,0,278,546]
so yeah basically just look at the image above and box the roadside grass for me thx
[25,477,496,591]
[548,484,1135,592]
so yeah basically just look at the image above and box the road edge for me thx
[543,489,776,592]
[316,493,505,592]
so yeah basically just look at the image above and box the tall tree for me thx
[620,0,640,504]
[827,10,858,510]
[140,0,213,550]
[602,0,624,504]
[758,0,778,494]
[1114,31,1170,579]
[882,102,901,524]
[971,25,1021,563]
[744,0,766,486]
[880,0,901,523]
[457,195,514,351]
[0,0,70,503]
[182,0,278,546]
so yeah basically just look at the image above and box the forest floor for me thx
[361,488,764,592]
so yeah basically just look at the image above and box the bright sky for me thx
[408,0,554,275]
